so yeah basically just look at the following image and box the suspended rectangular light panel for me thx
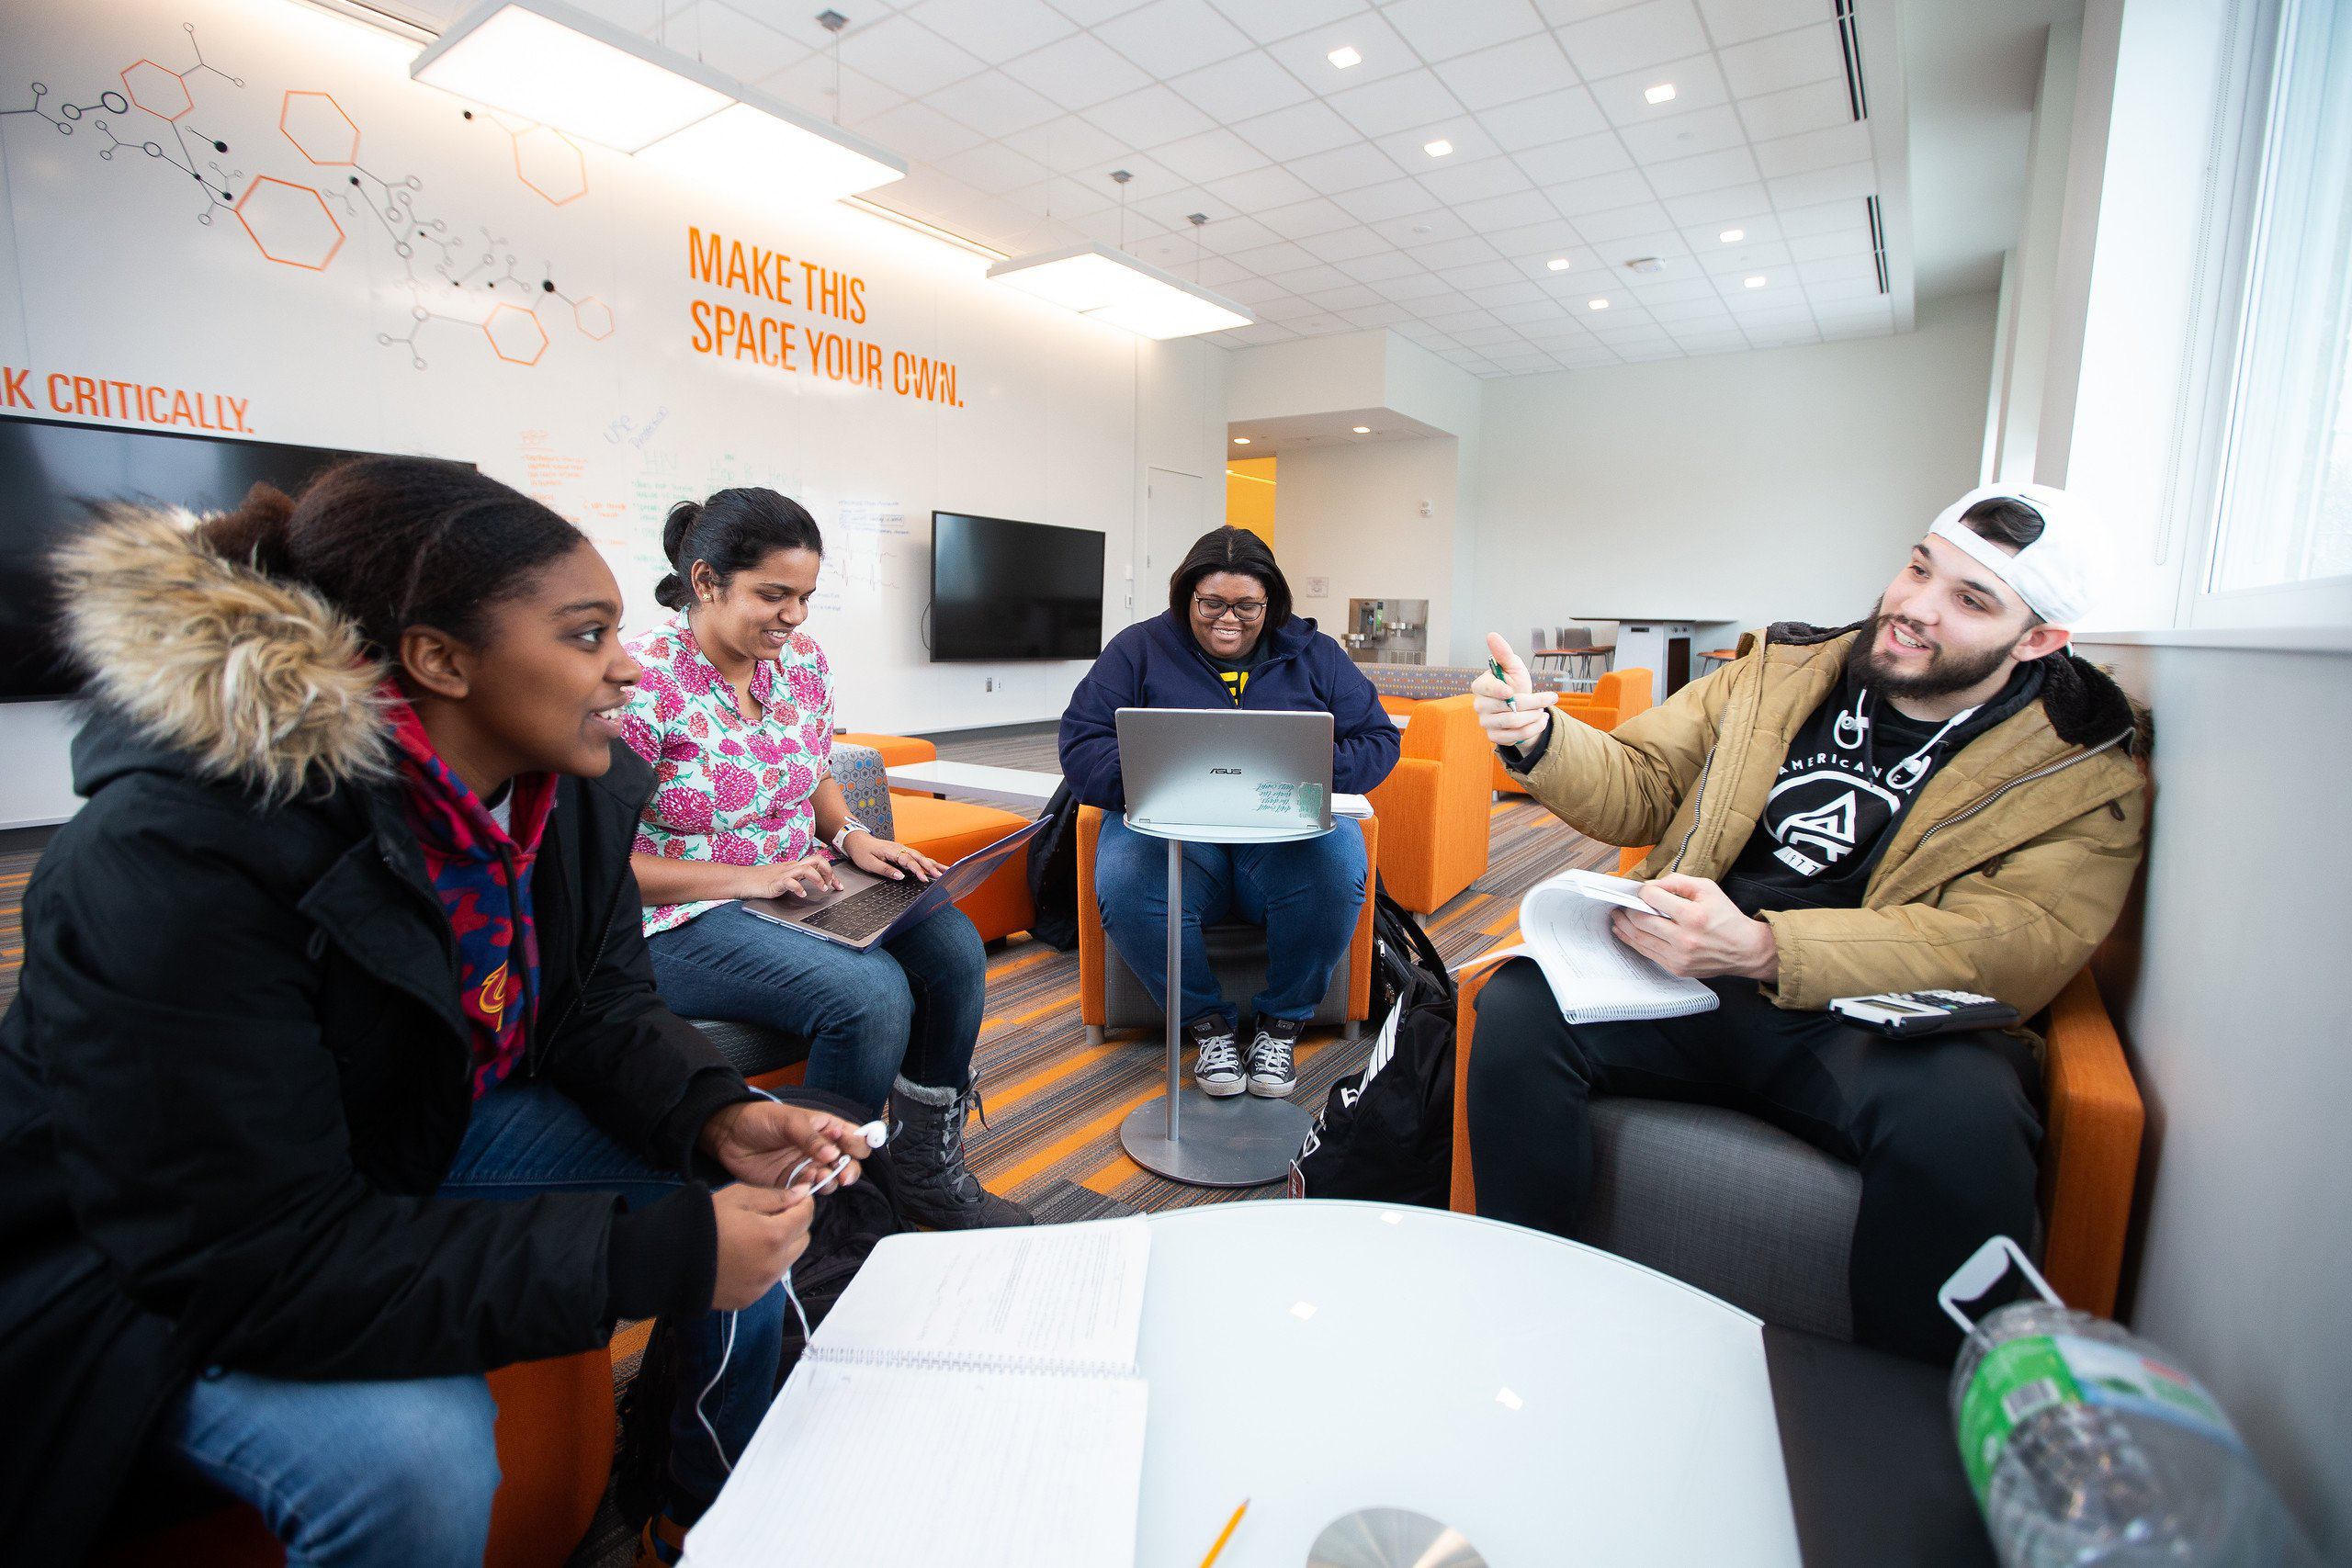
[639,86,906,203]
[412,0,733,153]
[987,243,1251,340]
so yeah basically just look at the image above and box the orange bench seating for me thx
[1449,842,2148,1318]
[1365,694,1490,915]
[1489,668,1655,795]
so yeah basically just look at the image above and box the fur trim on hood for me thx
[53,504,390,802]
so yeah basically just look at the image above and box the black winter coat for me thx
[0,507,753,1560]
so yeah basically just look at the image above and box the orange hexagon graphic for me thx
[482,303,549,366]
[232,177,345,271]
[121,60,193,122]
[511,125,586,207]
[280,90,359,166]
[572,297,615,340]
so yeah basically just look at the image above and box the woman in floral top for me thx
[624,489,1028,1230]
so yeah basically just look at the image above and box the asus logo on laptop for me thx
[1209,766,1241,775]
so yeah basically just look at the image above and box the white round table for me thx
[1132,1201,1804,1567]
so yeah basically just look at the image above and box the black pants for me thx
[1464,960,2043,1362]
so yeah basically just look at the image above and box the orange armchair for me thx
[1366,694,1490,914]
[1074,804,1378,1041]
[1492,668,1654,795]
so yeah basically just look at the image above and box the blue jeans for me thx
[648,900,986,1114]
[1093,815,1367,1028]
[153,1081,786,1566]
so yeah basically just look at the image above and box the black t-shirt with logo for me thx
[1720,659,2042,917]
[1203,637,1268,705]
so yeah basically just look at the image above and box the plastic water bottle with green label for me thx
[1941,1238,2316,1566]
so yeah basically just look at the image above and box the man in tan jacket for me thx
[1467,484,2146,1359]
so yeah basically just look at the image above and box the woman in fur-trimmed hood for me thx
[0,458,873,1564]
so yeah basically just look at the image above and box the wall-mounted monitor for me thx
[930,511,1105,662]
[0,416,379,702]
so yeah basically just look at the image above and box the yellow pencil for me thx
[1199,1498,1249,1568]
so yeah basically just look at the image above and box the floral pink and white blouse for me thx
[618,613,835,936]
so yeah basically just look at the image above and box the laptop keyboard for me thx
[798,876,930,936]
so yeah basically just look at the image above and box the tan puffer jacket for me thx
[1506,622,2149,1015]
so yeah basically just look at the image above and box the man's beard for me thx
[1850,608,2015,699]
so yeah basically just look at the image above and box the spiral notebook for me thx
[680,1218,1151,1568]
[1466,867,1720,1023]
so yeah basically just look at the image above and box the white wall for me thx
[1272,436,1461,658]
[0,0,1225,826]
[1467,293,1998,661]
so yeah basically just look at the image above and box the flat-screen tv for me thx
[930,511,1104,662]
[0,416,376,700]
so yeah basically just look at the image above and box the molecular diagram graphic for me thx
[1,21,616,370]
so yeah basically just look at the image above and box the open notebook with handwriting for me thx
[680,1217,1151,1568]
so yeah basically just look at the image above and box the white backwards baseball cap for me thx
[1926,481,2101,625]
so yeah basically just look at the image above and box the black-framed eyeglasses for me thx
[1193,594,1267,623]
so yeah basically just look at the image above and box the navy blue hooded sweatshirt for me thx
[1059,609,1401,811]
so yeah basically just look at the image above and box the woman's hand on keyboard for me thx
[842,831,945,883]
[735,856,842,900]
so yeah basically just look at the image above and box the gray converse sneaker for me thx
[887,1077,1033,1229]
[1189,1013,1245,1097]
[1247,1016,1303,1098]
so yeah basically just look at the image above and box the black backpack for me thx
[1290,887,1458,1207]
[1023,780,1082,953]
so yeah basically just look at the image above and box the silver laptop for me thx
[1115,707,1334,840]
[743,818,1044,950]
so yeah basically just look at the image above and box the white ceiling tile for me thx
[1555,0,1708,78]
[1257,196,1360,238]
[908,0,1076,62]
[1003,113,1134,171]
[1372,119,1500,169]
[925,72,1065,138]
[1573,200,1674,239]
[1438,259,1526,289]
[1659,182,1771,225]
[1372,272,1460,301]
[1370,207,1471,244]
[1070,149,1185,197]
[1765,161,1873,209]
[1167,49,1316,122]
[1007,175,1111,222]
[1812,293,1893,320]
[1285,311,1359,334]
[1785,225,1872,262]
[1336,250,1425,281]
[1001,33,1154,107]
[1431,36,1577,117]
[1616,101,1744,163]
[685,3,809,80]
[1080,84,1217,149]
[1232,99,1363,162]
[838,16,986,96]
[1418,155,1535,205]
[1487,217,1589,254]
[1546,168,1657,216]
[1421,307,1503,332]
[1476,85,1610,151]
[1298,224,1392,260]
[1589,225,1690,262]
[1219,274,1304,304]
[1795,252,1878,288]
[1071,205,1174,246]
[1095,0,1257,75]
[1696,236,1791,272]
[1383,0,1549,62]
[1732,77,1851,142]
[1340,301,1417,326]
[1208,0,1368,45]
[762,57,906,122]
[1718,22,1842,97]
[1328,69,1466,138]
[1331,177,1442,222]
[1048,0,1156,23]
[1303,281,1387,310]
[1679,211,1781,247]
[1508,245,1604,278]
[858,100,990,163]
[1191,254,1250,285]
[1407,234,1506,269]
[1252,293,1319,320]
[1283,140,1413,192]
[1487,294,1566,320]
[1194,213,1283,250]
[1228,239,1325,275]
[1623,273,1717,302]
[1154,127,1275,184]
[1512,130,1633,186]
[1587,55,1730,125]
[1753,119,1871,179]
[1642,145,1758,197]
[1128,182,1223,228]
[1205,161,1321,211]
[1454,325,1524,348]
[1262,12,1422,86]
[1694,0,1823,47]
[1452,189,1561,231]
[1261,262,1355,294]
[1774,197,1870,236]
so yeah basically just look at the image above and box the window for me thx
[2202,0,2352,616]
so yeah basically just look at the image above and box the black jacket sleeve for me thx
[1059,630,1141,811]
[31,802,695,1381]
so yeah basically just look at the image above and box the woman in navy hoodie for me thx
[1058,527,1398,1099]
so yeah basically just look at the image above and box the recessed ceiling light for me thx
[1232,435,1251,445]
[1644,83,1677,105]
[1545,257,1571,272]
[1718,228,1745,243]
[1423,139,1453,158]
[1588,298,1610,310]
[1351,425,1372,434]
[1328,44,1362,69]
[1744,275,1767,288]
